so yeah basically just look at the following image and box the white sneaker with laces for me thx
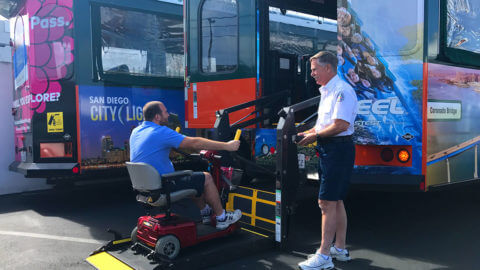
[298,254,334,270]
[330,246,351,261]
[216,209,242,230]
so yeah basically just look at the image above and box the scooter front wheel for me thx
[130,226,138,244]
[155,235,180,259]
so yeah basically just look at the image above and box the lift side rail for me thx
[275,95,320,246]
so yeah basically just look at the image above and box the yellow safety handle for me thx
[234,129,242,141]
[175,127,181,133]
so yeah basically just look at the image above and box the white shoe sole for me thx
[215,212,242,230]
[332,255,351,262]
[298,263,334,270]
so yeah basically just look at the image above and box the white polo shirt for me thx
[314,75,358,136]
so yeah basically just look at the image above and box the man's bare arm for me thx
[297,119,350,146]
[179,137,240,152]
[316,119,350,138]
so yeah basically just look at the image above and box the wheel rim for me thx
[164,242,176,256]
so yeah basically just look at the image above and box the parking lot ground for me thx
[1,180,480,269]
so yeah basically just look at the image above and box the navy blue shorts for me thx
[317,139,355,201]
[168,172,205,197]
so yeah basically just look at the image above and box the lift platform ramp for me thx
[86,186,276,270]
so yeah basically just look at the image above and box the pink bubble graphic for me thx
[24,0,74,114]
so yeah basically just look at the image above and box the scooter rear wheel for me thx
[155,235,180,259]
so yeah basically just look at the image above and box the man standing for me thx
[129,101,242,230]
[297,51,358,270]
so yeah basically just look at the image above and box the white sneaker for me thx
[216,209,242,230]
[201,213,212,225]
[201,208,212,225]
[330,246,351,261]
[298,254,334,270]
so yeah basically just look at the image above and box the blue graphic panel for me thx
[78,85,184,161]
[338,1,424,175]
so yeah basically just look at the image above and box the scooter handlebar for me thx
[234,129,242,141]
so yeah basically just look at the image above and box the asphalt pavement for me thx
[0,179,479,270]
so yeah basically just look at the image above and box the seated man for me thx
[129,101,242,230]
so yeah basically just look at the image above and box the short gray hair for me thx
[310,51,338,70]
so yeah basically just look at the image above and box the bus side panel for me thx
[186,78,257,128]
[78,85,184,171]
[338,1,424,179]
[11,0,76,168]
[426,63,480,186]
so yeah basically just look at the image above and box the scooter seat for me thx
[126,162,198,207]
[135,189,197,207]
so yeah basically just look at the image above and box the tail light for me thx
[355,145,412,167]
[397,149,410,163]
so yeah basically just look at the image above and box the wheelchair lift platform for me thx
[86,224,274,270]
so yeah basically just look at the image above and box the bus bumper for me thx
[9,161,79,178]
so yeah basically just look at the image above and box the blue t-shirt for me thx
[129,121,185,175]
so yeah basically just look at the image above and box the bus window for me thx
[98,6,184,78]
[200,0,238,73]
[269,7,337,62]
[441,0,480,67]
[347,0,422,57]
[446,0,480,53]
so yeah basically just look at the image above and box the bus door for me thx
[262,50,297,126]
[265,4,337,124]
[185,0,257,128]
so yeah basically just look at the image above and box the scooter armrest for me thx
[161,170,193,182]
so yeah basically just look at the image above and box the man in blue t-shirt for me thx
[130,101,241,230]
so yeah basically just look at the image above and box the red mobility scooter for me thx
[125,150,240,261]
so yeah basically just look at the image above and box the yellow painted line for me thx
[86,252,133,270]
[238,221,275,233]
[112,238,131,245]
[241,227,269,238]
[237,186,275,195]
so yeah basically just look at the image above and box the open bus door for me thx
[185,0,257,128]
[191,0,337,244]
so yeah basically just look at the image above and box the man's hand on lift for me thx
[296,132,317,146]
[225,140,241,151]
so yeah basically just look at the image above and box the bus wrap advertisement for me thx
[427,63,480,184]
[338,0,424,175]
[11,0,74,162]
[78,85,184,170]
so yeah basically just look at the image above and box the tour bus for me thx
[184,0,480,193]
[9,0,339,183]
[9,0,186,179]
